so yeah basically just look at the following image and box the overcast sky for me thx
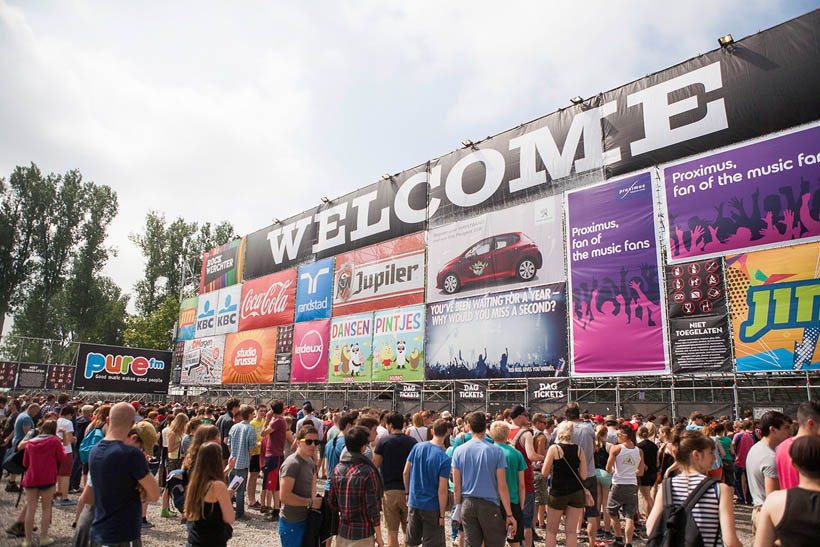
[0,1,815,322]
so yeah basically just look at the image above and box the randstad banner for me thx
[726,241,820,372]
[295,257,334,322]
[75,343,173,394]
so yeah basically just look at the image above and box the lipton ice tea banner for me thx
[177,296,198,341]
[222,327,277,384]
[329,313,373,383]
[200,237,246,294]
[726,241,820,371]
[75,343,173,394]
[291,319,330,383]
[372,305,424,382]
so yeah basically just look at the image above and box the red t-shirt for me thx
[775,436,798,490]
[734,432,755,468]
[265,416,287,458]
[509,427,534,493]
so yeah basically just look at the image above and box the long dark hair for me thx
[183,424,219,471]
[184,442,225,522]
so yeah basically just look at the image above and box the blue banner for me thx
[295,257,334,322]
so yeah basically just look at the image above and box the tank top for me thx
[549,443,583,497]
[187,499,227,547]
[406,426,428,443]
[775,487,820,546]
[612,445,640,485]
[168,431,181,460]
[638,439,659,475]
[670,474,721,546]
[594,446,609,470]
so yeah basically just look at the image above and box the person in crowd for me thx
[184,424,220,475]
[403,418,452,547]
[605,415,619,445]
[715,422,735,487]
[328,425,384,547]
[228,405,257,519]
[754,435,820,547]
[342,415,378,460]
[646,429,741,547]
[261,400,290,519]
[594,424,614,542]
[733,420,756,504]
[216,398,240,460]
[373,411,417,547]
[278,424,323,547]
[376,410,389,439]
[606,423,643,547]
[452,411,516,547]
[701,424,725,482]
[530,413,550,531]
[40,395,56,417]
[746,410,792,535]
[775,401,820,490]
[508,405,540,547]
[184,442,235,547]
[406,412,430,443]
[541,420,587,547]
[247,403,267,509]
[566,403,599,543]
[180,417,203,459]
[69,404,94,494]
[636,425,659,519]
[89,402,160,547]
[296,403,324,439]
[491,420,527,547]
[55,405,77,505]
[21,419,65,546]
[160,412,189,518]
[686,412,705,431]
[325,411,360,494]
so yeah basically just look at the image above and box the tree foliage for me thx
[122,294,180,351]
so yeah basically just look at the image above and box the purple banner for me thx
[567,172,668,375]
[663,124,820,262]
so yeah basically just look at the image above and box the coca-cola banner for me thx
[214,284,241,336]
[528,379,568,403]
[222,327,277,384]
[372,305,425,383]
[195,291,218,338]
[333,232,425,317]
[182,336,225,385]
[455,381,486,403]
[238,268,297,332]
[200,237,245,294]
[396,382,421,400]
[291,319,330,383]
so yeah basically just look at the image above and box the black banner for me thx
[455,381,486,403]
[172,341,185,385]
[528,379,569,403]
[74,343,173,394]
[16,364,48,389]
[275,325,294,383]
[669,316,732,373]
[666,259,726,318]
[396,382,421,401]
[0,362,17,388]
[47,365,75,391]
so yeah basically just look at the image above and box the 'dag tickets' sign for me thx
[75,343,173,394]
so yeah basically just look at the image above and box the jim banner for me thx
[200,237,245,294]
[528,379,569,403]
[333,232,425,317]
[455,381,487,403]
[372,305,425,383]
[0,362,17,388]
[425,282,568,380]
[177,296,198,341]
[329,312,374,383]
[214,285,242,336]
[397,382,421,401]
[291,319,330,383]
[663,123,820,262]
[75,343,172,394]
[726,241,820,372]
[222,327,277,384]
[16,364,47,389]
[275,324,294,383]
[47,365,75,391]
[666,259,732,373]
[239,268,297,332]
[427,196,564,303]
[295,257,334,322]
[566,172,668,375]
[181,336,225,385]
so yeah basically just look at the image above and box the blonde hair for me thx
[170,413,189,437]
[556,420,574,443]
[489,421,510,444]
[412,412,425,428]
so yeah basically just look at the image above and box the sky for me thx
[0,1,816,324]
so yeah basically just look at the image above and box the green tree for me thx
[122,294,179,350]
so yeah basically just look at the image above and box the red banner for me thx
[238,268,297,332]
[222,328,277,384]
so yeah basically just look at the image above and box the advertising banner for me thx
[16,364,47,389]
[666,259,731,373]
[222,328,277,384]
[275,324,294,383]
[238,268,297,332]
[329,312,373,383]
[199,237,245,294]
[663,124,820,262]
[396,382,421,401]
[75,343,172,394]
[195,291,218,339]
[528,379,568,403]
[181,336,225,385]
[291,319,330,383]
[455,381,487,403]
[427,196,564,303]
[425,282,568,380]
[0,362,17,388]
[47,365,75,391]
[333,232,425,317]
[726,241,820,372]
[177,296,198,341]
[372,305,425,382]
[295,257,334,322]
[214,285,242,336]
[172,341,185,385]
[566,172,668,375]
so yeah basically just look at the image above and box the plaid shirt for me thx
[228,421,256,470]
[328,452,382,540]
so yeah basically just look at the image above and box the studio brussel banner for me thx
[528,379,568,403]
[726,241,820,372]
[329,312,374,383]
[200,238,245,294]
[566,172,668,375]
[425,282,568,380]
[75,343,173,394]
[222,327,277,384]
[662,123,820,263]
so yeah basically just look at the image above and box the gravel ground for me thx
[0,486,756,546]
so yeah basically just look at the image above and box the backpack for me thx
[647,476,719,547]
[79,427,104,463]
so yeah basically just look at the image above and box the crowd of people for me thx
[0,392,818,547]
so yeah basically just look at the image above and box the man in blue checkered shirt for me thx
[229,405,258,518]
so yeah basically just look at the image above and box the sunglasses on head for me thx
[300,438,319,445]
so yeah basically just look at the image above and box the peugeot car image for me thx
[435,232,543,295]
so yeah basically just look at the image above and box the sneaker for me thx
[6,521,24,537]
[68,488,82,494]
[260,505,271,514]
[249,501,261,509]
[161,508,177,518]
[142,518,154,528]
[5,482,21,493]
[59,498,77,506]
[21,541,32,547]
[39,538,55,546]
[613,537,624,547]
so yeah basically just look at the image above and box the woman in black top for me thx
[184,442,234,547]
[637,426,659,518]
[541,421,588,547]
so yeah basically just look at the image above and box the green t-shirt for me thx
[498,442,527,504]
[718,435,733,461]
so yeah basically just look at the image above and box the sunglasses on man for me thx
[299,438,319,445]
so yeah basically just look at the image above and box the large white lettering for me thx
[313,203,347,253]
[266,217,312,263]
[350,190,390,242]
[445,149,505,207]
[394,167,441,223]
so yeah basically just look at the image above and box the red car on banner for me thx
[436,232,543,295]
[238,268,297,332]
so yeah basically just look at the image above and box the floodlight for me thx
[272,218,280,224]
[461,139,473,148]
[570,96,583,105]
[718,34,734,48]
[321,197,330,204]
[381,174,392,181]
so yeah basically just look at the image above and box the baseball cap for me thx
[441,411,453,419]
[510,405,529,419]
[133,421,158,456]
[130,401,141,411]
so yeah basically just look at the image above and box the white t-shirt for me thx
[57,417,74,454]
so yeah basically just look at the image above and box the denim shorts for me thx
[522,491,535,529]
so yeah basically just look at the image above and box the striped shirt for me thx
[670,473,721,546]
[228,421,257,470]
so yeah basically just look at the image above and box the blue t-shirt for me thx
[13,413,34,445]
[325,435,346,490]
[452,436,506,505]
[407,442,451,511]
[89,440,151,544]
[451,432,493,451]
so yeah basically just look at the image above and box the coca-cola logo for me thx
[241,280,293,319]
[231,339,263,374]
[295,329,323,370]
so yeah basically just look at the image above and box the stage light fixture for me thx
[718,34,734,48]
[461,139,473,148]
[321,197,330,204]
[381,174,392,181]
[570,96,583,105]
[272,218,280,224]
